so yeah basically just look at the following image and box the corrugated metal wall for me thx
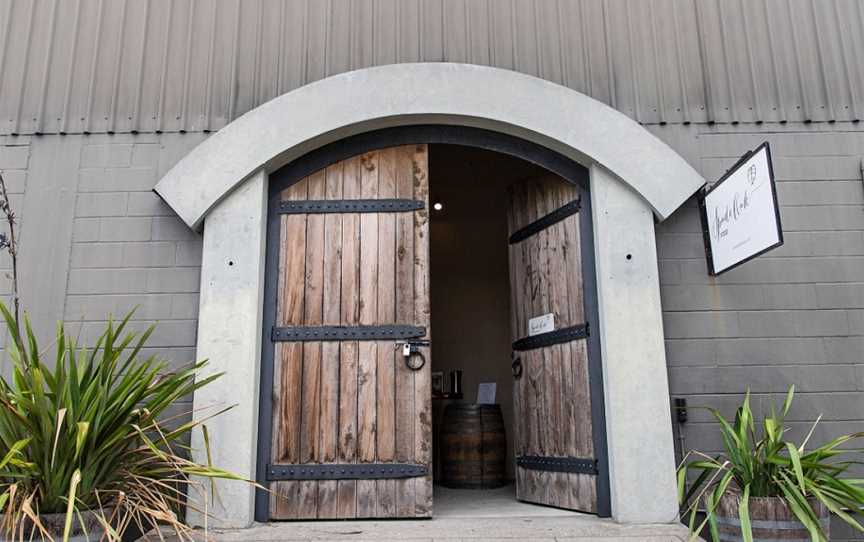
[1,0,863,135]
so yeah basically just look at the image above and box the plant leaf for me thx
[739,484,752,542]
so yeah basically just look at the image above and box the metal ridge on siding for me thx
[0,0,862,136]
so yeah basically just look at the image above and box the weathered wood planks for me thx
[269,145,430,520]
[507,174,597,514]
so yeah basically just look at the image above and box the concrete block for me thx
[77,169,110,191]
[669,365,859,395]
[761,284,818,309]
[702,155,864,182]
[156,132,210,177]
[109,167,157,191]
[79,167,156,192]
[781,206,864,232]
[99,217,152,242]
[152,216,198,241]
[64,293,175,321]
[848,310,864,334]
[74,192,129,217]
[175,240,203,266]
[776,180,864,206]
[0,170,26,194]
[140,346,198,369]
[72,218,100,242]
[675,392,864,424]
[736,311,798,337]
[685,419,861,454]
[131,144,161,166]
[655,233,704,259]
[70,243,125,268]
[121,242,176,267]
[698,132,864,159]
[718,257,864,284]
[773,156,863,181]
[146,268,201,293]
[171,293,200,319]
[661,284,767,311]
[657,260,683,285]
[663,339,716,366]
[80,144,133,168]
[70,242,175,268]
[127,191,174,216]
[67,268,148,294]
[74,319,197,348]
[793,310,850,337]
[0,145,30,169]
[654,205,701,234]
[663,311,739,338]
[714,337,826,365]
[815,284,864,309]
[824,337,864,364]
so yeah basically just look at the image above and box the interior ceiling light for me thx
[433,202,444,211]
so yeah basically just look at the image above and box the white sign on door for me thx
[528,313,555,336]
[699,142,783,275]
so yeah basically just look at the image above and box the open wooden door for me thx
[267,145,432,519]
[507,174,600,513]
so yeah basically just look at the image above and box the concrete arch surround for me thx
[154,63,705,529]
[155,63,702,228]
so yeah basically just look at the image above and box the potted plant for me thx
[679,387,864,542]
[0,306,248,541]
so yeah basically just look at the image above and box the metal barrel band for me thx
[278,198,425,214]
[272,325,426,342]
[266,463,428,481]
[512,323,589,351]
[715,515,830,530]
[508,197,581,244]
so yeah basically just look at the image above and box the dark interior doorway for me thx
[428,145,582,517]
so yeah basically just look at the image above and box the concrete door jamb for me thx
[153,63,705,528]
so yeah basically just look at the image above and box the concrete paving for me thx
[182,486,694,541]
[195,516,692,541]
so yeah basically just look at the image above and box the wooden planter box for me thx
[715,492,829,542]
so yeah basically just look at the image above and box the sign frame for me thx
[697,141,784,276]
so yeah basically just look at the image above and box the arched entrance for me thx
[153,63,705,528]
[258,127,607,522]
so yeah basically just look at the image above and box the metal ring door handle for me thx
[512,357,523,379]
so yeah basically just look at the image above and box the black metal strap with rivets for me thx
[278,199,425,214]
[508,198,581,244]
[271,325,426,342]
[266,463,428,480]
[512,323,589,351]
[517,456,598,475]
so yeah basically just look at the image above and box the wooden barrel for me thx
[439,404,507,489]
[715,492,829,541]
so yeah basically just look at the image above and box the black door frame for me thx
[254,125,611,520]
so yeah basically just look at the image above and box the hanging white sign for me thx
[699,142,783,275]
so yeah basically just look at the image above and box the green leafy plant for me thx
[0,304,247,541]
[678,387,864,542]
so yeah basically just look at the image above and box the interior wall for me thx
[429,145,546,480]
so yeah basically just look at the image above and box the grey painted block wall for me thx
[1,124,863,537]
[650,124,864,541]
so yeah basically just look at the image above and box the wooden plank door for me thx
[506,174,598,513]
[268,145,432,520]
